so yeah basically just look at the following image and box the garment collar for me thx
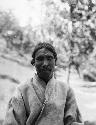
[33,73,55,89]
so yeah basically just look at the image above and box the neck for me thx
[39,76,50,84]
[38,74,53,84]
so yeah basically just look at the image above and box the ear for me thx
[31,59,35,66]
[55,60,57,66]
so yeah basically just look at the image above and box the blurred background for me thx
[0,0,96,124]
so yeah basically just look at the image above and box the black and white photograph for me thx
[0,0,96,125]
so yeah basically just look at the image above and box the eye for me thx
[36,56,44,61]
[47,56,54,61]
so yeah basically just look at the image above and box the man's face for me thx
[34,48,55,82]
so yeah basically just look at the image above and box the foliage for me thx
[40,0,96,81]
[1,0,96,81]
[0,10,18,34]
[61,0,96,81]
[0,10,34,66]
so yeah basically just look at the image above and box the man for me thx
[3,42,83,125]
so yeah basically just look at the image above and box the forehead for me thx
[35,48,54,57]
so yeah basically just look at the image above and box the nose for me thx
[43,59,48,66]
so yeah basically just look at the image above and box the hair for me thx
[31,42,57,65]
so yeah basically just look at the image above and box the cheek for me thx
[50,62,55,69]
[35,62,42,70]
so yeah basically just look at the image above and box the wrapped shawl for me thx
[3,74,82,125]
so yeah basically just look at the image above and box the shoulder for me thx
[56,78,69,89]
[55,78,75,96]
[55,78,70,96]
[15,78,34,96]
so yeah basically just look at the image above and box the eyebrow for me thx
[35,54,54,59]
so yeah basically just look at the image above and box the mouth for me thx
[40,68,51,72]
[41,69,50,72]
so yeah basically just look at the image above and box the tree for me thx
[0,10,19,34]
[42,0,96,82]
[62,0,96,82]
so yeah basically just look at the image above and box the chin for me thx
[41,72,50,77]
[39,72,52,79]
